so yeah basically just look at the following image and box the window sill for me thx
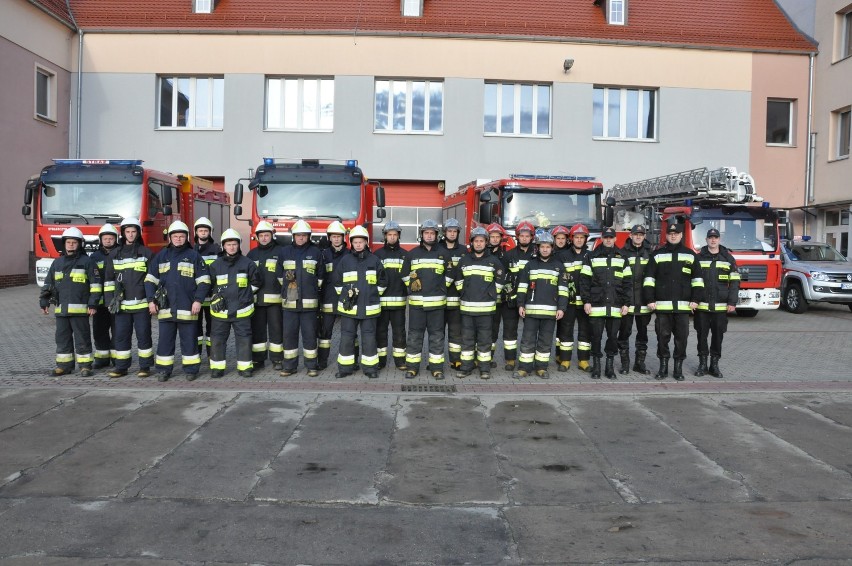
[832,54,852,65]
[483,133,553,139]
[373,130,443,135]
[766,143,796,148]
[34,114,57,126]
[592,136,657,143]
[264,129,333,133]
[828,155,849,163]
[156,127,224,131]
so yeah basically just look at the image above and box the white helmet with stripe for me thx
[98,223,119,238]
[194,217,214,232]
[220,228,242,245]
[326,220,347,235]
[167,221,190,236]
[290,219,312,235]
[254,220,275,235]
[349,225,370,243]
[61,227,85,242]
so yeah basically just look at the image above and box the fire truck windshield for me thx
[502,190,601,230]
[256,182,361,220]
[40,183,140,223]
[696,211,778,252]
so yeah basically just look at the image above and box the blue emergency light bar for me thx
[53,159,144,166]
[261,157,359,168]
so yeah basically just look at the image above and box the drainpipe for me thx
[804,52,815,236]
[75,30,83,158]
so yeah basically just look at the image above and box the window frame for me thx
[765,99,795,146]
[835,107,851,160]
[374,79,444,135]
[34,64,57,123]
[483,82,552,138]
[402,0,423,17]
[608,0,626,25]
[592,86,657,142]
[840,9,852,61]
[157,76,224,130]
[193,0,213,14]
[265,77,335,132]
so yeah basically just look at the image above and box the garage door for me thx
[372,180,445,247]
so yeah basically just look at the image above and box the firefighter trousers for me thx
[338,317,378,376]
[54,316,93,371]
[377,308,406,369]
[518,317,556,373]
[113,310,153,371]
[445,308,462,368]
[693,311,728,358]
[210,317,253,373]
[460,314,493,373]
[617,313,652,353]
[406,307,445,373]
[283,310,319,372]
[655,312,690,361]
[590,316,620,357]
[556,305,591,362]
[156,320,200,375]
[196,306,213,352]
[251,304,284,364]
[498,302,520,362]
[91,305,114,367]
[317,312,337,370]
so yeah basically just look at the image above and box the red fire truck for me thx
[443,174,606,248]
[607,166,788,316]
[23,159,228,286]
[233,158,386,249]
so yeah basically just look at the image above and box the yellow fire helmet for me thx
[290,219,312,235]
[326,220,347,235]
[254,220,275,235]
[220,228,242,245]
[348,225,370,242]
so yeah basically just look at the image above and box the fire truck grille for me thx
[737,264,767,283]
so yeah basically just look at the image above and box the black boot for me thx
[672,359,684,381]
[590,356,602,379]
[633,350,651,375]
[709,356,724,378]
[695,355,708,377]
[619,350,630,374]
[604,356,616,379]
[654,358,669,380]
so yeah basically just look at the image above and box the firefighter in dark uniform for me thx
[317,221,349,371]
[617,224,655,375]
[694,227,740,378]
[500,220,536,371]
[580,227,632,379]
[374,221,409,370]
[439,218,464,370]
[104,217,154,378]
[90,223,118,369]
[209,228,261,378]
[404,219,452,379]
[145,221,210,381]
[455,227,505,380]
[247,221,284,370]
[551,225,570,254]
[333,226,387,378]
[643,221,705,381]
[278,219,324,377]
[40,227,100,377]
[193,217,222,356]
[514,231,568,379]
[555,223,592,372]
[486,223,508,366]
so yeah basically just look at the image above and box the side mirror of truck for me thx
[233,183,244,204]
[163,205,173,216]
[603,205,614,228]
[374,182,386,208]
[161,186,173,206]
[24,182,36,205]
[234,205,243,217]
[22,205,32,216]
[376,208,387,219]
[479,190,493,203]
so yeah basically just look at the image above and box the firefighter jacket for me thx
[516,254,569,319]
[278,241,324,312]
[557,246,589,307]
[144,243,211,322]
[89,245,117,306]
[104,242,154,313]
[454,251,505,316]
[578,245,633,319]
[405,243,453,310]
[438,240,464,309]
[486,244,508,304]
[39,250,101,316]
[374,242,409,310]
[503,244,535,305]
[620,239,655,315]
[247,241,284,306]
[195,239,221,305]
[696,245,741,312]
[321,244,349,313]
[209,252,261,320]
[642,242,705,312]
[334,249,387,319]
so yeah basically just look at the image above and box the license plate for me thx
[738,290,750,298]
[842,283,852,290]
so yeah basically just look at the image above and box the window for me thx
[266,78,334,131]
[842,10,852,60]
[158,76,224,129]
[193,0,212,14]
[402,0,423,17]
[835,108,851,158]
[766,99,794,145]
[484,82,551,137]
[592,87,656,140]
[608,0,626,25]
[374,80,443,133]
[35,65,56,122]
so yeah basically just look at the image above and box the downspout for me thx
[804,52,815,235]
[75,30,83,158]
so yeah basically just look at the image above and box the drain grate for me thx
[400,384,457,393]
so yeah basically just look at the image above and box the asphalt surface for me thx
[2,284,852,565]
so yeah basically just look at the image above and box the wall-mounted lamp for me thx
[563,58,575,72]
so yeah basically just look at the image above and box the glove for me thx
[409,272,422,293]
[209,288,226,313]
[154,285,170,310]
[285,270,299,303]
[341,283,359,311]
[108,278,125,314]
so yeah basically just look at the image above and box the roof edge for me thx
[27,0,77,31]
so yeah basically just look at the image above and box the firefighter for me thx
[145,221,210,382]
[439,218,464,369]
[278,220,324,377]
[555,223,592,372]
[500,220,536,371]
[486,223,508,366]
[694,227,740,378]
[39,227,100,377]
[455,227,505,379]
[89,223,119,369]
[374,221,409,370]
[551,225,570,254]
[104,217,154,378]
[404,219,452,379]
[209,228,261,378]
[333,226,387,378]
[617,224,654,374]
[247,221,284,370]
[317,221,349,371]
[193,217,221,356]
[514,231,568,379]
[643,221,705,381]
[579,227,632,379]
